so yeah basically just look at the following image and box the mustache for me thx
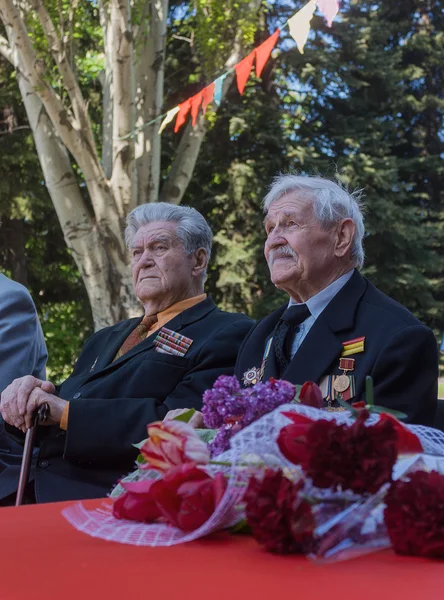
[268,245,298,265]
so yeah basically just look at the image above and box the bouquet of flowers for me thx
[63,376,444,562]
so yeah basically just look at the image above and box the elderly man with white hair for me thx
[235,174,438,424]
[0,203,253,504]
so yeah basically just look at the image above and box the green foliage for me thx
[1,0,443,378]
[40,301,92,384]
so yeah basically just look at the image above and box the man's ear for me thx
[334,218,356,258]
[192,248,208,277]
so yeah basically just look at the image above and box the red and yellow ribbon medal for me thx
[334,336,365,399]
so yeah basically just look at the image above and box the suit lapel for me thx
[283,270,368,385]
[84,296,217,383]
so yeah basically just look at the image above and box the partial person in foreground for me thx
[235,174,438,424]
[0,272,47,394]
[0,272,48,500]
[0,203,253,504]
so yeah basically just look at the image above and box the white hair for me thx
[263,174,365,269]
[125,202,213,261]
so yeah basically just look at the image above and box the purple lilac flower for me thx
[202,375,244,428]
[209,427,233,457]
[242,379,296,426]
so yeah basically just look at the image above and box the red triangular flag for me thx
[202,82,215,113]
[234,51,255,95]
[255,29,280,78]
[190,91,204,126]
[174,98,192,133]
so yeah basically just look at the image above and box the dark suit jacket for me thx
[2,297,253,503]
[235,271,438,425]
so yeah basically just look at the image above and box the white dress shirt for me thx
[288,270,354,359]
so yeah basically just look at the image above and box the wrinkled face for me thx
[264,193,338,299]
[131,221,197,307]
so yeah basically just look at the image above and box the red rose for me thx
[385,470,444,558]
[277,412,314,469]
[377,413,423,454]
[151,463,227,532]
[244,469,314,554]
[299,381,323,408]
[113,479,162,523]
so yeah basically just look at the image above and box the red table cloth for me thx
[0,499,442,600]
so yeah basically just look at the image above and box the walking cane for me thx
[15,403,49,507]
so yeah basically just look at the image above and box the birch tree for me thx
[0,0,262,329]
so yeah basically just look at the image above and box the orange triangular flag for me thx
[255,29,280,78]
[202,82,215,113]
[234,51,256,95]
[174,98,192,133]
[190,91,204,126]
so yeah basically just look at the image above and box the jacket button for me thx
[39,460,49,468]
[72,392,81,399]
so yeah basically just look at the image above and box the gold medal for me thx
[334,374,350,393]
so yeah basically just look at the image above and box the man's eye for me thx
[267,225,275,234]
[154,245,167,252]
[132,249,142,257]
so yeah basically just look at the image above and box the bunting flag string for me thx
[114,0,341,140]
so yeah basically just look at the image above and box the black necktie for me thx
[272,304,311,377]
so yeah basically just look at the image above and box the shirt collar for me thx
[288,270,354,319]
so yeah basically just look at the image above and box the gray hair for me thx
[263,174,365,269]
[125,202,213,261]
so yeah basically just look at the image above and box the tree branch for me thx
[110,0,136,214]
[0,34,15,66]
[135,0,169,204]
[98,0,113,179]
[30,0,97,156]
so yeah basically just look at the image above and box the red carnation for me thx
[279,411,398,494]
[244,469,314,554]
[385,470,444,558]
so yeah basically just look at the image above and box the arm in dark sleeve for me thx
[371,324,438,425]
[63,317,253,465]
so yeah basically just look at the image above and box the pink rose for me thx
[141,420,210,472]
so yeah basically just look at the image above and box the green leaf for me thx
[368,405,408,420]
[196,428,217,444]
[172,408,196,423]
[229,519,252,535]
[133,438,148,450]
[365,376,374,406]
[337,396,359,417]
[136,454,147,464]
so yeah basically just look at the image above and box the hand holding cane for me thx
[15,402,49,507]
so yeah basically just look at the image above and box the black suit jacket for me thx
[235,271,438,425]
[2,297,253,503]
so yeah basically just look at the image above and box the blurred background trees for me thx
[0,0,442,381]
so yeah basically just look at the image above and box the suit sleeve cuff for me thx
[60,402,70,431]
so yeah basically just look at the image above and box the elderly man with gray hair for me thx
[0,203,253,504]
[235,174,438,424]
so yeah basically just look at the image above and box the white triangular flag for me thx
[288,0,316,54]
[158,106,180,134]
